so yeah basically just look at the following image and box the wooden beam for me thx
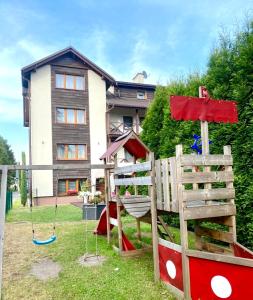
[180,155,233,166]
[183,188,235,202]
[162,159,170,211]
[180,171,234,184]
[114,161,151,175]
[0,164,115,170]
[195,226,233,243]
[114,176,152,186]
[155,159,163,210]
[177,145,191,299]
[184,203,236,220]
[169,157,178,212]
[186,249,253,267]
[0,166,8,297]
[150,152,160,282]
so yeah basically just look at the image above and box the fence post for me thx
[0,166,8,298]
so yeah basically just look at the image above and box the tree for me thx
[20,152,27,207]
[0,135,16,188]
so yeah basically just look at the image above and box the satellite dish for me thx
[142,71,148,79]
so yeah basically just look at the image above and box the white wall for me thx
[88,70,107,191]
[30,65,53,197]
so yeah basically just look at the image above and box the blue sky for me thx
[0,0,252,162]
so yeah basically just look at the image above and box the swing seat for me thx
[32,235,57,245]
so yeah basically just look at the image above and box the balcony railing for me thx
[108,122,142,136]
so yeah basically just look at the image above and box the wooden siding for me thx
[114,86,154,101]
[51,62,91,195]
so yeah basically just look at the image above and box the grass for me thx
[3,205,175,300]
[6,204,82,223]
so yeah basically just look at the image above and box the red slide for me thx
[95,202,135,251]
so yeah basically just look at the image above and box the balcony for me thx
[108,121,142,138]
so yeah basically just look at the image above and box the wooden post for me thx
[0,166,8,298]
[104,159,111,244]
[177,145,191,299]
[149,152,160,282]
[136,109,140,135]
[224,146,237,244]
[115,154,123,252]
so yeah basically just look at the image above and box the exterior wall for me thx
[51,60,91,195]
[30,65,53,196]
[114,86,154,101]
[88,70,107,190]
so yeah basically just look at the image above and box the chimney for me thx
[132,72,145,84]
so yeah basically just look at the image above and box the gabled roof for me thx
[21,46,115,86]
[100,130,150,161]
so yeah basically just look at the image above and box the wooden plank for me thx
[186,249,253,268]
[0,164,115,170]
[114,176,152,186]
[180,155,233,166]
[180,171,234,184]
[195,226,233,243]
[169,157,178,212]
[150,152,160,282]
[184,203,236,220]
[164,282,184,300]
[120,246,153,257]
[126,206,151,212]
[183,188,235,202]
[155,159,163,210]
[177,144,191,299]
[195,239,232,254]
[224,145,237,244]
[0,166,8,297]
[121,196,150,204]
[162,159,170,211]
[123,202,151,209]
[158,238,182,252]
[114,161,151,175]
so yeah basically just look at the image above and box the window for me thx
[57,144,87,160]
[123,116,133,131]
[56,108,86,124]
[56,74,65,88]
[55,74,85,90]
[137,91,146,100]
[58,178,85,195]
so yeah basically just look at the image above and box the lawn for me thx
[3,205,175,300]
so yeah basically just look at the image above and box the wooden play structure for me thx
[97,87,253,299]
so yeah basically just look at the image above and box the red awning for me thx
[170,95,238,123]
[100,130,149,160]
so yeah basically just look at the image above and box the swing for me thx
[30,181,58,246]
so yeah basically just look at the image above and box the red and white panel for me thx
[189,256,253,299]
[158,238,183,291]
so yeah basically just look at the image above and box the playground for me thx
[3,204,175,300]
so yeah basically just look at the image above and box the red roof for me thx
[100,131,150,160]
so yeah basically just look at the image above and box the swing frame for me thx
[0,163,114,297]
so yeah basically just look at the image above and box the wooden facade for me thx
[51,55,91,195]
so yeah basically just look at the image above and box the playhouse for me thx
[95,87,253,300]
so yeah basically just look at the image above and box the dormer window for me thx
[137,91,146,100]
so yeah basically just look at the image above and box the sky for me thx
[0,0,252,162]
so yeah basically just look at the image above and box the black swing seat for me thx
[32,235,57,245]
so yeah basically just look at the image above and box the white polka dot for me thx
[166,260,176,279]
[211,275,232,298]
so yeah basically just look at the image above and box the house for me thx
[21,47,155,200]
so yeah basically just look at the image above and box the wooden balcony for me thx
[108,121,142,138]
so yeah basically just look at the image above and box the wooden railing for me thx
[108,121,142,135]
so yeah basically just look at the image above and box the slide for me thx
[95,202,135,251]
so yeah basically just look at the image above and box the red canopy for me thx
[170,95,238,123]
[100,130,150,160]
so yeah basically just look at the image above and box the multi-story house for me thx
[22,47,155,200]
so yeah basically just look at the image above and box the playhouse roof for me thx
[100,130,150,160]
